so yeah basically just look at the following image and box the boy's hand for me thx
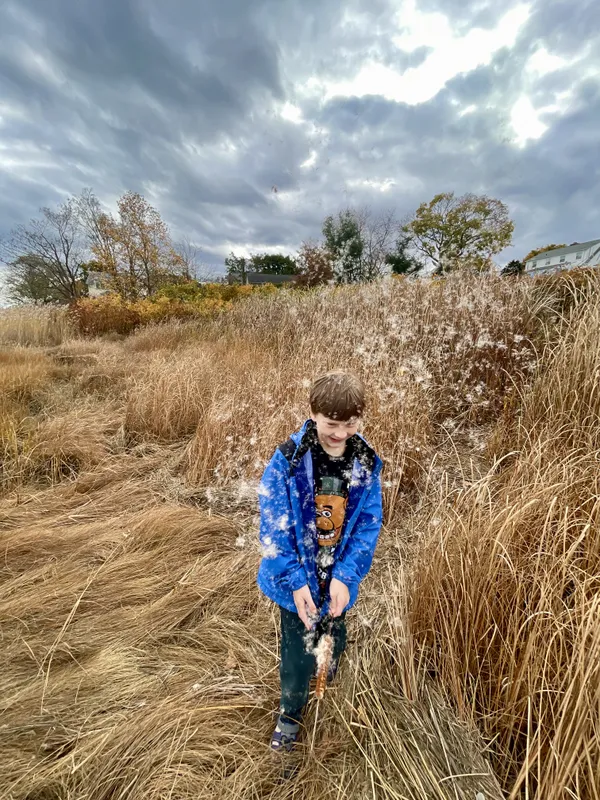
[329,578,350,617]
[293,585,317,630]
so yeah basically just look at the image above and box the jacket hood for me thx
[289,419,380,476]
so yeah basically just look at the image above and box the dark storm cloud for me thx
[12,0,282,121]
[0,0,289,262]
[0,0,599,276]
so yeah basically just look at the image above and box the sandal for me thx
[271,725,298,753]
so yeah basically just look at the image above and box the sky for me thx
[0,0,599,275]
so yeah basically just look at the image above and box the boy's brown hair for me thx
[309,370,365,421]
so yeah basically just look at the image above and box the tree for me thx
[295,242,334,287]
[1,198,89,302]
[248,253,298,274]
[322,207,419,283]
[225,253,249,283]
[115,191,183,297]
[77,189,121,290]
[225,251,298,282]
[404,192,514,274]
[172,239,207,281]
[82,190,184,299]
[358,208,404,281]
[385,235,424,275]
[522,243,566,264]
[322,209,365,284]
[5,254,69,304]
[500,259,525,277]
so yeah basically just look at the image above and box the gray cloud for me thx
[415,0,525,33]
[0,0,599,275]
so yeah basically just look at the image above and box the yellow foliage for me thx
[69,283,277,337]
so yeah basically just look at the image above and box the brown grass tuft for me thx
[24,408,120,483]
[124,351,215,442]
[0,305,75,346]
[409,284,600,798]
[125,318,208,352]
[0,347,55,404]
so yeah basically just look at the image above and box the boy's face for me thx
[312,412,360,455]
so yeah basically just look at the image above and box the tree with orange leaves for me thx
[81,190,185,300]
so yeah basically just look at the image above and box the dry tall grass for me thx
[0,348,55,403]
[409,280,600,798]
[1,271,595,798]
[0,473,503,800]
[182,276,540,511]
[1,349,58,490]
[0,305,75,346]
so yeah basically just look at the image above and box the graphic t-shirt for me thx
[311,438,356,604]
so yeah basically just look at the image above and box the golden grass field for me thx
[1,272,598,799]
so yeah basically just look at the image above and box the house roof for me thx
[527,239,600,263]
[229,272,296,285]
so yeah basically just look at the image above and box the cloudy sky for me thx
[0,0,599,273]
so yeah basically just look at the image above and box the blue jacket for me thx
[257,420,383,616]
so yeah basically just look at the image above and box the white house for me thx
[86,270,110,297]
[525,239,600,276]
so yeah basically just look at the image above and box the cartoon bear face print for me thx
[315,493,348,546]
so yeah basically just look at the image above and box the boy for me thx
[257,370,383,752]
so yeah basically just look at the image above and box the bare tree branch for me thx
[1,198,88,302]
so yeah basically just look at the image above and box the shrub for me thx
[70,296,142,337]
[69,284,279,337]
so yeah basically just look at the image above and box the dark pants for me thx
[279,606,347,726]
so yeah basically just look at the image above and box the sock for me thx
[277,714,300,736]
